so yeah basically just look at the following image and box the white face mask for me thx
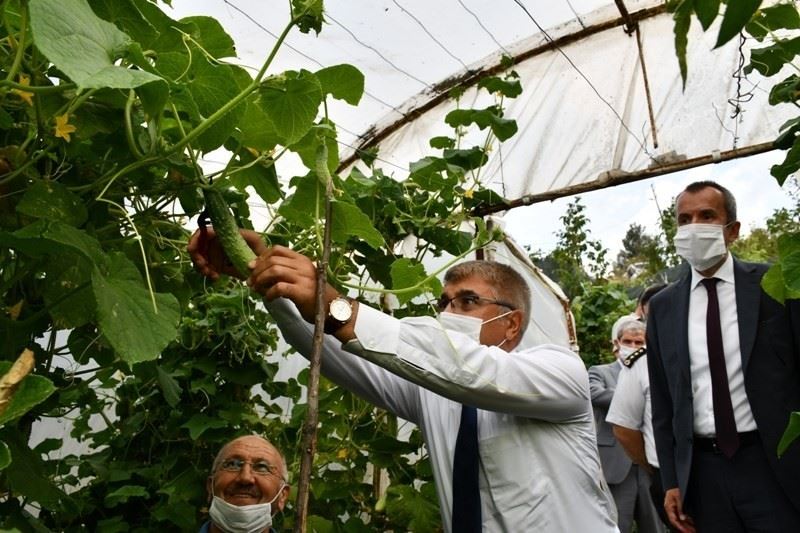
[438,311,513,344]
[673,223,729,272]
[209,484,284,533]
[616,344,639,360]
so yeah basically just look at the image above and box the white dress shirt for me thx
[606,356,659,467]
[267,298,618,532]
[687,253,757,436]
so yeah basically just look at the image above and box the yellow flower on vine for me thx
[464,187,475,199]
[54,113,77,142]
[12,74,34,106]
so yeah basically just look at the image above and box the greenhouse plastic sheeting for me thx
[342,1,791,203]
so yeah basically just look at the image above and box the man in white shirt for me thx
[189,232,618,532]
[606,343,668,531]
[590,318,662,533]
[647,181,800,532]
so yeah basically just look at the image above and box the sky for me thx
[502,150,795,257]
[166,1,797,259]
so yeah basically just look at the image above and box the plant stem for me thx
[4,5,26,83]
[97,198,159,312]
[164,17,297,158]
[333,235,495,296]
[125,89,145,159]
[96,16,297,201]
[293,142,333,533]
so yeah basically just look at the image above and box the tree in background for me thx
[532,197,609,300]
[530,197,633,367]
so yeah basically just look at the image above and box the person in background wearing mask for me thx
[189,233,618,532]
[202,435,290,533]
[589,318,663,533]
[606,317,669,531]
[647,180,800,532]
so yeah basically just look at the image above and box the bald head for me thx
[211,435,288,481]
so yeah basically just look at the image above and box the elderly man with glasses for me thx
[190,233,617,532]
[201,435,290,533]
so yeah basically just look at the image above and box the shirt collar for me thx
[690,252,734,290]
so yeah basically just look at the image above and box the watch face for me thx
[329,298,352,322]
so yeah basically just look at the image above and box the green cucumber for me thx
[202,186,257,278]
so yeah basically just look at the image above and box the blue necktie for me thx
[452,404,481,532]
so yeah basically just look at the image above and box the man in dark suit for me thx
[590,317,663,533]
[647,181,800,532]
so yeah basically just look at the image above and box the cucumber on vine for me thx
[201,185,257,278]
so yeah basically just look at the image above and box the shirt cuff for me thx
[353,303,401,353]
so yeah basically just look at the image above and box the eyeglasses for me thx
[219,458,280,477]
[435,294,516,313]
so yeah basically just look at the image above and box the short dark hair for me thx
[677,181,737,223]
[638,283,667,308]
[444,260,531,335]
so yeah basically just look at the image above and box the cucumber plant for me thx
[0,0,524,529]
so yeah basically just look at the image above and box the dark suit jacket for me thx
[589,361,633,484]
[647,258,800,512]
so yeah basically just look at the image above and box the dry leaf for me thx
[0,348,35,415]
[7,300,23,321]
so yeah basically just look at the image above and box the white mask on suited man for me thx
[616,344,638,360]
[208,484,284,533]
[673,223,729,271]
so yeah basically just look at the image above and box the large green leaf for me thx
[331,200,385,250]
[390,258,442,306]
[715,0,761,48]
[104,484,149,507]
[315,64,365,105]
[157,366,182,408]
[181,413,228,440]
[747,37,800,77]
[292,0,324,34]
[670,0,693,87]
[29,0,165,90]
[0,362,56,427]
[384,484,441,532]
[694,0,720,30]
[0,428,67,506]
[778,411,800,457]
[478,75,523,98]
[185,62,251,152]
[88,0,171,49]
[228,152,283,205]
[769,76,800,106]
[179,16,236,58]
[778,233,800,293]
[257,70,323,145]
[306,515,335,533]
[290,122,339,173]
[238,94,281,152]
[42,254,95,329]
[746,3,800,41]
[12,219,108,269]
[16,180,88,226]
[442,146,489,171]
[92,270,181,363]
[277,174,320,228]
[445,106,518,141]
[772,138,800,185]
